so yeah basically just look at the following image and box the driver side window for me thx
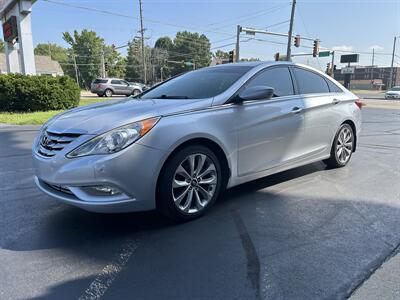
[246,67,294,98]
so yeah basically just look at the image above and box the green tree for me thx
[125,38,142,82]
[0,39,4,53]
[63,29,105,88]
[104,46,126,79]
[154,37,173,81]
[215,50,229,59]
[154,37,174,51]
[172,31,211,75]
[154,32,211,78]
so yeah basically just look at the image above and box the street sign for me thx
[340,54,359,63]
[318,51,330,57]
[341,67,355,74]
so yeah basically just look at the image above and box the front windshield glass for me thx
[140,65,252,99]
[389,87,400,91]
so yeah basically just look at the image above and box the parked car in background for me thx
[129,82,150,92]
[33,62,362,221]
[91,78,143,97]
[385,86,400,99]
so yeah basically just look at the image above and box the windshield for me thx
[140,66,252,99]
[389,87,400,91]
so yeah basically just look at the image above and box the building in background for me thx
[334,66,400,90]
[0,53,63,76]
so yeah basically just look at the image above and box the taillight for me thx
[96,84,101,88]
[355,99,363,109]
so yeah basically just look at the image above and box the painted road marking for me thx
[79,238,139,300]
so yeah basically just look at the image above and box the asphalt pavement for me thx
[0,107,399,300]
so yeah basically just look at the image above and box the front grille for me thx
[38,131,81,157]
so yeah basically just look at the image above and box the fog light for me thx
[82,185,122,196]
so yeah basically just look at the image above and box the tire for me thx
[157,145,223,222]
[324,123,355,168]
[132,89,141,96]
[104,89,113,98]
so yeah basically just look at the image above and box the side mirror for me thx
[236,86,275,102]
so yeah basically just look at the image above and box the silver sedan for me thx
[32,61,362,221]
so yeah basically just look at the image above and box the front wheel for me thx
[132,89,141,96]
[157,145,223,222]
[324,123,354,168]
[104,89,113,98]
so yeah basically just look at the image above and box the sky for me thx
[27,0,400,70]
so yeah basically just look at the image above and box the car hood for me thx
[45,97,213,135]
[386,91,400,95]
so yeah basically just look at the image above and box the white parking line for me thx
[79,238,139,300]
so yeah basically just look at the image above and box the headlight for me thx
[67,117,160,158]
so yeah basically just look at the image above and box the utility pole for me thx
[139,0,147,84]
[370,48,375,81]
[388,36,397,89]
[48,42,52,58]
[331,50,335,77]
[72,53,79,85]
[101,50,106,78]
[235,25,241,62]
[286,0,296,61]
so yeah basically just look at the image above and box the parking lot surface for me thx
[0,107,399,300]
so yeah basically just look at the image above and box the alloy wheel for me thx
[336,127,353,164]
[172,153,218,214]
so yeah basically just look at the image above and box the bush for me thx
[0,74,80,112]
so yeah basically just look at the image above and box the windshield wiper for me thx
[154,95,191,99]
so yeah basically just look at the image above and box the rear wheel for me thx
[157,145,223,222]
[324,123,354,168]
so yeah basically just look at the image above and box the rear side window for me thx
[293,68,329,94]
[326,79,343,93]
[246,67,294,97]
[93,79,108,84]
[111,80,123,84]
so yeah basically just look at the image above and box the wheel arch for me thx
[342,119,357,152]
[155,137,231,208]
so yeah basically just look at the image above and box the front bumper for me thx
[385,94,400,99]
[32,142,164,213]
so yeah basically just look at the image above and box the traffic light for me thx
[104,62,109,72]
[228,50,235,63]
[294,35,300,48]
[274,52,280,61]
[326,63,332,75]
[313,39,320,57]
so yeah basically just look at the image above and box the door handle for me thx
[332,98,340,105]
[291,106,303,114]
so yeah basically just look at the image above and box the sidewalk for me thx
[350,251,400,300]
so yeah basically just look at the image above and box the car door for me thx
[121,80,133,95]
[236,66,305,177]
[291,67,340,156]
[110,80,126,95]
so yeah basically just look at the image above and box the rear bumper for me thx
[90,88,105,94]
